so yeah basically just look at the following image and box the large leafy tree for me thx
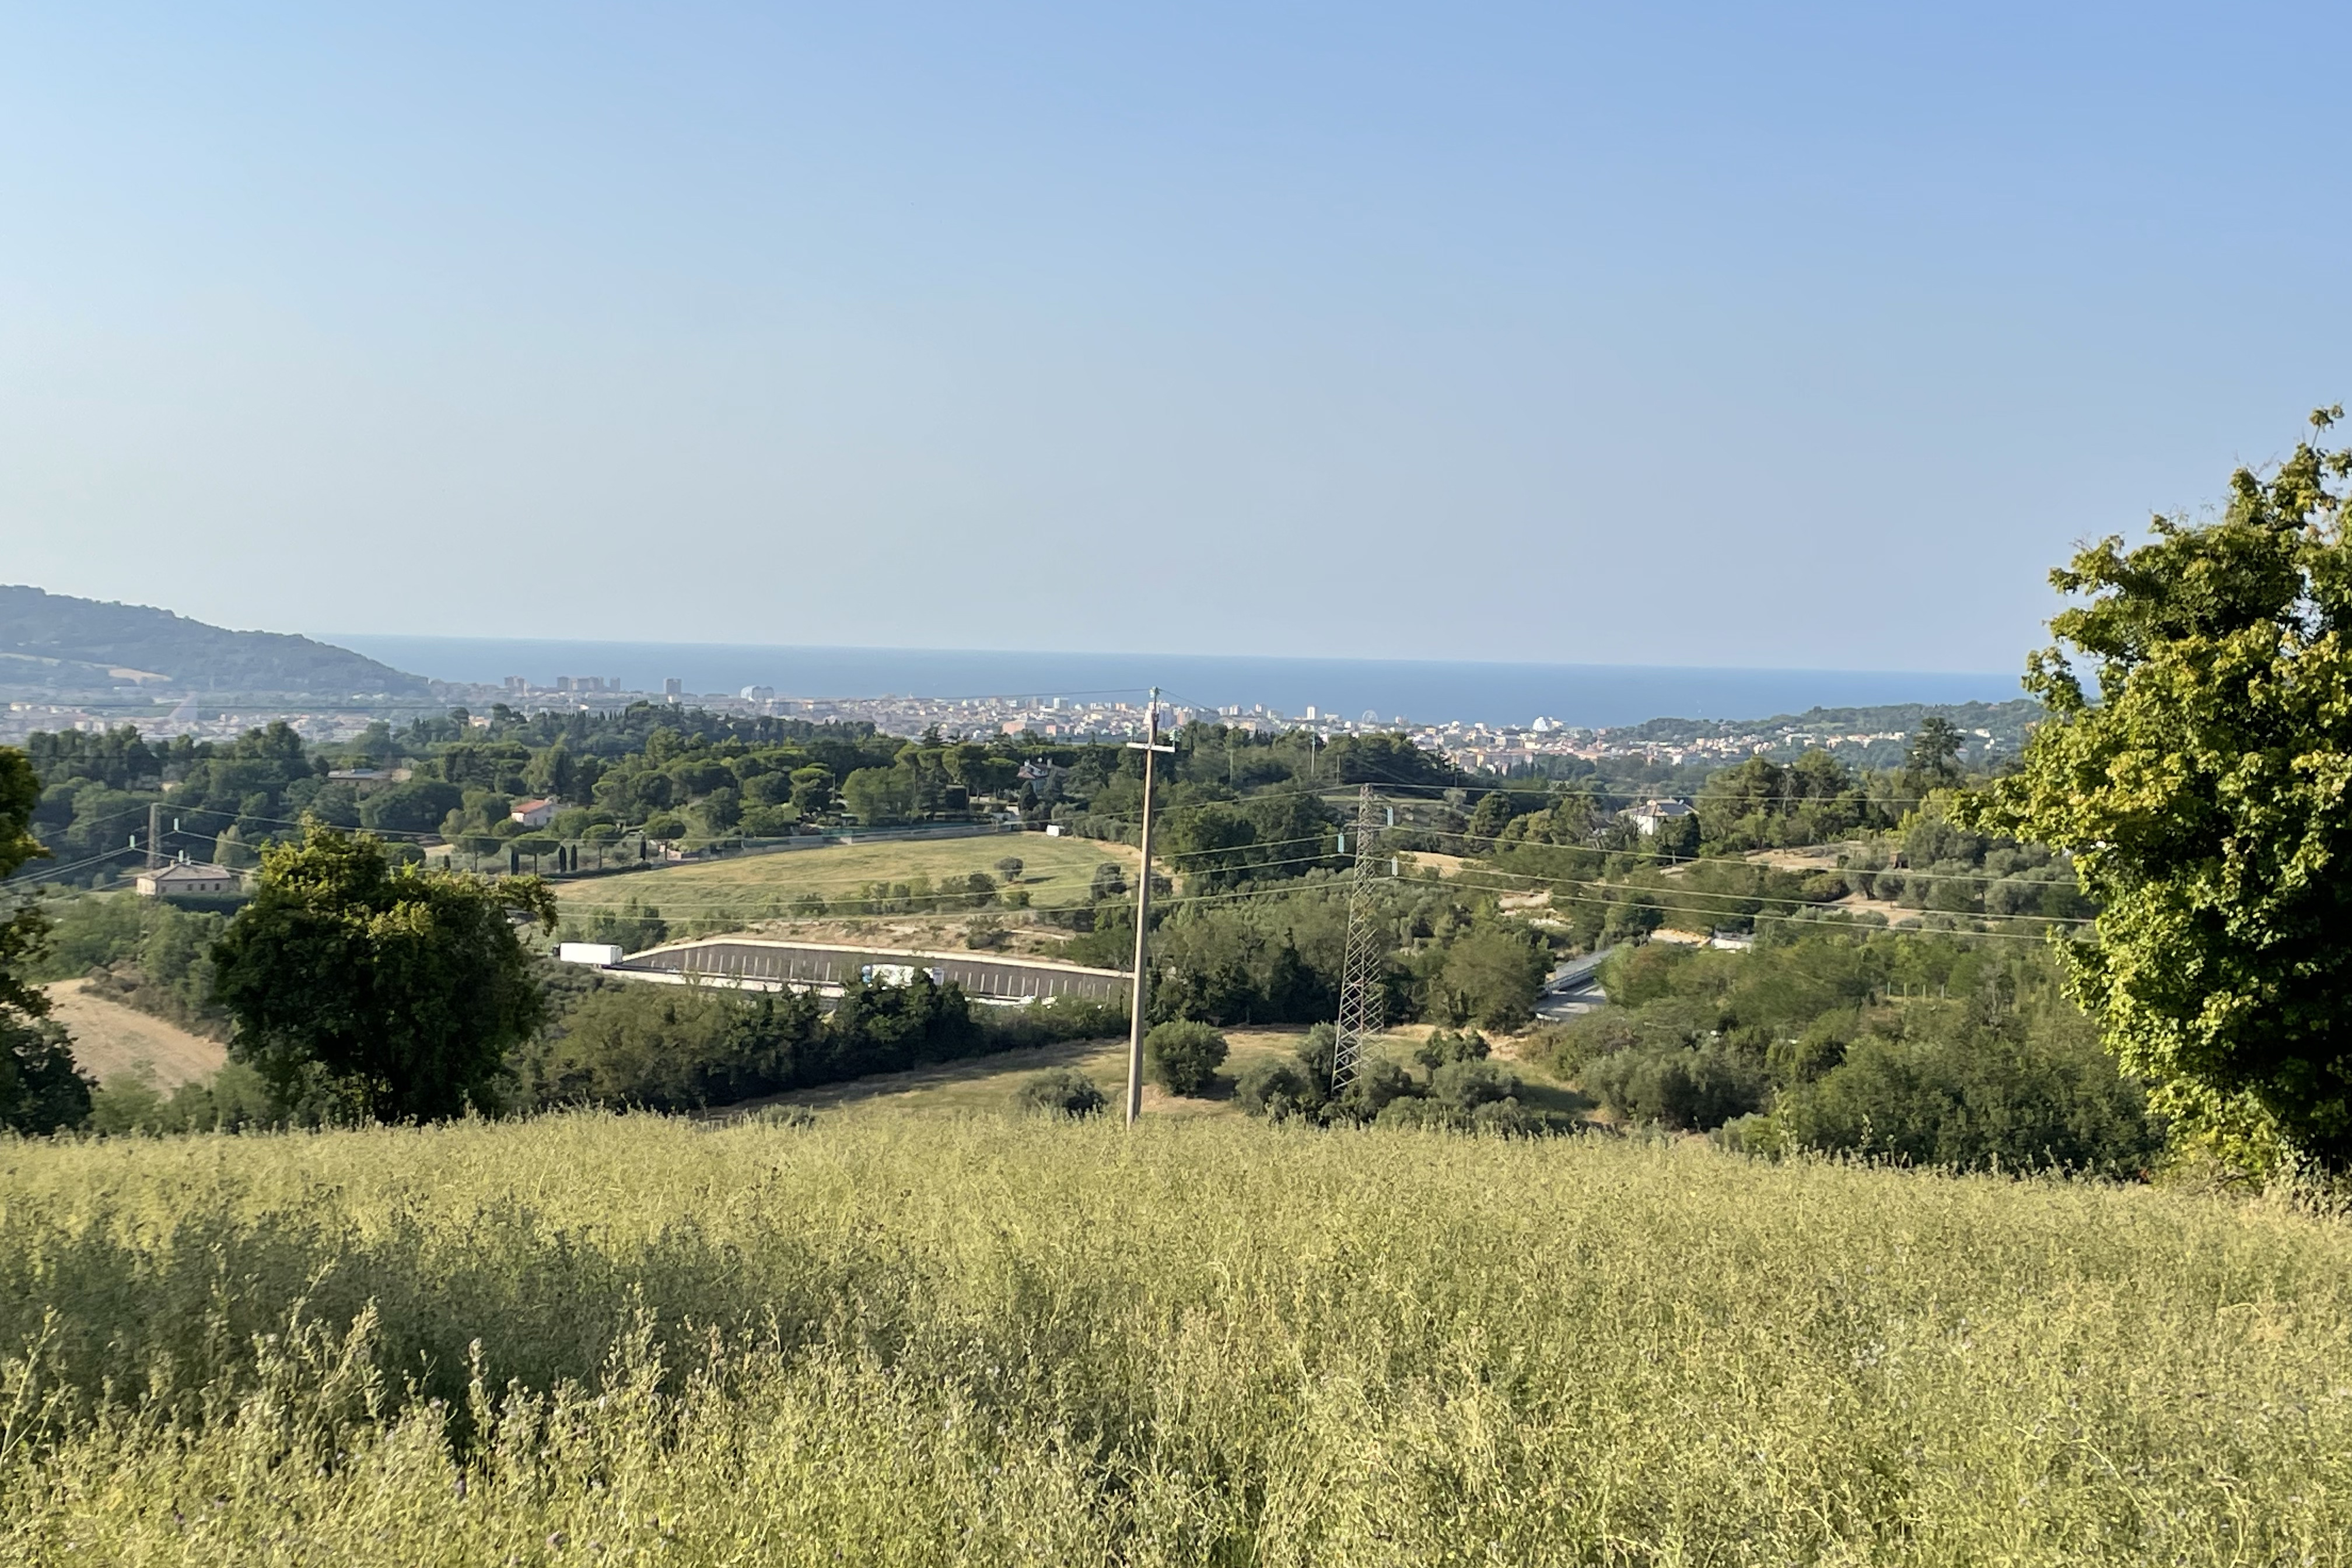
[0,747,93,1132]
[211,825,555,1119]
[1968,408,2352,1170]
[1903,716,1966,794]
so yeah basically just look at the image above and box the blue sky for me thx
[3,2,2344,673]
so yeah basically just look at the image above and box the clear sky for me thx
[4,2,2344,673]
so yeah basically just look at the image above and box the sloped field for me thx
[2,1113,2346,1564]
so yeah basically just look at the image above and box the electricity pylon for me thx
[1329,783,1390,1094]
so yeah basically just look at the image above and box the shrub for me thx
[1292,1022,1339,1099]
[977,996,1129,1052]
[570,898,668,953]
[1469,1097,1540,1137]
[1710,1112,1788,1156]
[1429,1059,1523,1114]
[1530,1011,1641,1078]
[1234,1058,1323,1122]
[1376,1088,1541,1138]
[1413,1028,1489,1070]
[85,1062,280,1136]
[1798,870,1849,901]
[2,1018,93,1133]
[524,974,989,1114]
[1584,1043,1768,1131]
[1143,1020,1228,1097]
[1329,1057,1417,1125]
[1376,1094,1463,1132]
[1776,1021,2160,1177]
[1010,1069,1106,1118]
[87,1072,167,1135]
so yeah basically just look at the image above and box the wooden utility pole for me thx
[1124,688,1175,1127]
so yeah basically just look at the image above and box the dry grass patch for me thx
[6,1111,2348,1563]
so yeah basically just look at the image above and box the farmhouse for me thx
[1629,798,1695,836]
[135,862,239,898]
[510,797,558,828]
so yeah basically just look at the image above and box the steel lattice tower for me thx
[1329,783,1389,1093]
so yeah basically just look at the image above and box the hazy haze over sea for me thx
[330,636,2021,731]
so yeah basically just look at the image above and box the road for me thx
[1534,947,1614,1022]
[608,937,1129,1006]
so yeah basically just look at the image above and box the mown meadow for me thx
[4,1112,2350,1565]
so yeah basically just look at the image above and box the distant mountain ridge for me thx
[0,585,432,699]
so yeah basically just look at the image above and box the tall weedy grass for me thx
[2,1113,2348,1564]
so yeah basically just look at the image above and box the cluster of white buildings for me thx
[1408,718,1980,775]
[15,669,1986,785]
[0,699,395,748]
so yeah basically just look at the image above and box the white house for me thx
[135,862,238,898]
[1630,799,1696,836]
[510,797,558,829]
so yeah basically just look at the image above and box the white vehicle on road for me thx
[860,963,947,988]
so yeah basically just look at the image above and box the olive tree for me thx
[1143,1020,1228,1097]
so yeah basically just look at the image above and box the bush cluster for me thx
[1536,930,2161,1177]
[1143,1020,1228,1096]
[1010,1068,1107,1118]
[1234,1023,1552,1136]
[520,974,1129,1115]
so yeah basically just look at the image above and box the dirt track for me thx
[41,979,226,1086]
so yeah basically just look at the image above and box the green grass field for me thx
[552,831,1136,923]
[751,1025,1597,1124]
[5,1112,2350,1564]
[751,1026,1310,1116]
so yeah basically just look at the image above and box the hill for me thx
[4,1111,2344,1561]
[0,584,432,699]
[1608,696,2041,748]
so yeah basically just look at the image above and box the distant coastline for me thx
[326,635,2020,732]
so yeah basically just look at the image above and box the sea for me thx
[329,635,2022,732]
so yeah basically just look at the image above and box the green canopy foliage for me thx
[210,827,556,1120]
[1143,1020,1228,1097]
[1544,928,2160,1177]
[1968,408,2352,1171]
[1,744,94,1133]
[1010,1067,1107,1118]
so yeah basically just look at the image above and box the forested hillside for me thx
[0,584,430,698]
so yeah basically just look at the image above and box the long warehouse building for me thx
[607,936,1129,1005]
